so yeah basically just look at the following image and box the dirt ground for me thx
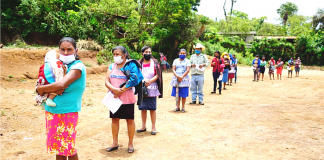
[1,49,324,160]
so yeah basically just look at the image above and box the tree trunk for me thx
[223,0,227,21]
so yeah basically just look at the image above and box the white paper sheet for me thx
[195,65,205,71]
[102,92,122,114]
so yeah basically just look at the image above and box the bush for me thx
[96,49,113,65]
[77,39,103,51]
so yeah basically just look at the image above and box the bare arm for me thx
[182,66,190,78]
[105,67,130,97]
[172,65,178,77]
[37,70,81,95]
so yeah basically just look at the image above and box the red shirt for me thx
[211,57,224,72]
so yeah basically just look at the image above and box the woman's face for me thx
[179,51,186,55]
[113,49,125,58]
[214,53,219,57]
[60,41,77,55]
[143,48,152,55]
[262,57,265,60]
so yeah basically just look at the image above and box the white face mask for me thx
[256,58,259,59]
[114,56,124,64]
[60,53,76,64]
[224,56,228,58]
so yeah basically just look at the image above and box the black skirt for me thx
[260,66,265,73]
[110,104,135,119]
[138,97,157,110]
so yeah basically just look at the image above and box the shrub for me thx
[77,39,103,51]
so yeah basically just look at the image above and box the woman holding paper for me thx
[170,49,191,112]
[137,46,163,135]
[105,46,143,153]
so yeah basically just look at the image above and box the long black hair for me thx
[59,37,80,60]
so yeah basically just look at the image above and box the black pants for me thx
[212,71,222,93]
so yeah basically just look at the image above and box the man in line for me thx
[233,54,238,83]
[190,43,209,105]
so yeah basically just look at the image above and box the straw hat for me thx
[194,43,205,51]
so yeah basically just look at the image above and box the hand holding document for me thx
[195,64,205,71]
[102,92,122,114]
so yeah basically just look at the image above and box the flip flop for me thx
[128,148,135,153]
[151,131,156,135]
[136,128,146,133]
[181,109,186,112]
[174,108,180,112]
[106,145,119,152]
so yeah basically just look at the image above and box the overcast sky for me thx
[197,0,324,24]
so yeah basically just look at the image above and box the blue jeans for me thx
[190,74,204,102]
[234,67,237,82]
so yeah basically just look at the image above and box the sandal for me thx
[106,145,119,152]
[136,128,146,133]
[128,148,135,153]
[174,108,180,112]
[181,109,185,112]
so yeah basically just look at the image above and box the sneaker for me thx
[199,102,204,105]
[189,101,196,104]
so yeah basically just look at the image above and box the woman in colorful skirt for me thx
[268,57,276,80]
[105,46,143,153]
[259,56,267,81]
[227,56,235,86]
[36,37,86,160]
[170,49,191,112]
[276,58,284,80]
[137,46,163,135]
[222,52,230,90]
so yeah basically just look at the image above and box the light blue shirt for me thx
[172,58,191,74]
[45,60,86,114]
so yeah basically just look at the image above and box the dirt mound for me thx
[0,49,107,80]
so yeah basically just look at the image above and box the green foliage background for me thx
[1,0,323,65]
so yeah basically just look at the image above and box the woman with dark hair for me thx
[276,58,284,80]
[105,45,143,153]
[211,51,223,94]
[269,57,275,80]
[36,37,86,160]
[259,56,267,81]
[137,46,163,135]
[170,49,191,112]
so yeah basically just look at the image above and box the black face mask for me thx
[215,55,220,58]
[144,54,152,61]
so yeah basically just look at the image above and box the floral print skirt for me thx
[45,111,78,156]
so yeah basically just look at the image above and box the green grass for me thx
[84,62,92,67]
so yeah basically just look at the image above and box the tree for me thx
[277,2,298,26]
[287,15,312,36]
[223,0,227,21]
[312,8,324,31]
[229,10,248,19]
[229,0,237,20]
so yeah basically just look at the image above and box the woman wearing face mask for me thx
[276,58,284,80]
[170,49,191,112]
[268,57,276,80]
[105,46,143,153]
[211,51,224,94]
[36,37,86,160]
[137,46,163,135]
[295,57,301,77]
[221,52,230,90]
[259,56,267,81]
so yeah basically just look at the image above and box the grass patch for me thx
[84,62,92,67]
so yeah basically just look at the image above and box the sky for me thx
[197,0,324,24]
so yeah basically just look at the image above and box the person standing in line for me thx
[252,54,261,82]
[276,58,284,80]
[170,49,191,112]
[269,57,276,80]
[105,46,143,153]
[259,56,267,81]
[222,52,230,90]
[189,43,209,105]
[288,57,294,78]
[137,46,163,135]
[36,37,86,160]
[211,51,224,94]
[295,57,301,77]
[232,54,238,83]
[159,52,167,71]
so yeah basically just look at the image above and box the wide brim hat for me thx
[194,43,205,51]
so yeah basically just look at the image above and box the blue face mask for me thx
[179,55,186,59]
[195,50,201,54]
